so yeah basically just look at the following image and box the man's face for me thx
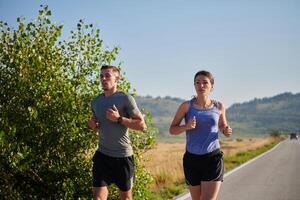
[100,68,119,91]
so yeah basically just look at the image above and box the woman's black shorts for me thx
[92,151,135,191]
[183,149,224,186]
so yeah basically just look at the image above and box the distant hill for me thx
[227,92,300,136]
[135,96,184,139]
[136,92,300,139]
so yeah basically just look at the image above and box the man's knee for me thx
[119,189,132,200]
[93,186,108,200]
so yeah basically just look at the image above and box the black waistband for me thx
[185,149,221,158]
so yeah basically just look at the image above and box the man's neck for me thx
[104,88,117,97]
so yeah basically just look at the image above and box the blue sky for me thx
[1,0,299,107]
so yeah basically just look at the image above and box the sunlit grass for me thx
[224,139,282,171]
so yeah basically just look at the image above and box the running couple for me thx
[88,65,232,200]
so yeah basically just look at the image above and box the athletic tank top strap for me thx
[212,100,220,110]
[189,98,193,106]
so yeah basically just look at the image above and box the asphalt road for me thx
[175,139,300,200]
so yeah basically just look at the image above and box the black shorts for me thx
[92,151,135,191]
[183,149,224,186]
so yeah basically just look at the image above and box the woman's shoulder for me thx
[212,100,225,111]
[178,100,192,112]
[183,99,193,107]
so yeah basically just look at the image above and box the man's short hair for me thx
[101,65,120,75]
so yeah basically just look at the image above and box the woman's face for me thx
[194,75,213,96]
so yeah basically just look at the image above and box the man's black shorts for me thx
[92,151,135,191]
[183,149,224,186]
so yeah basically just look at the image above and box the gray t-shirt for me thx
[91,92,140,157]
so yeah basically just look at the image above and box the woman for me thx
[169,70,232,200]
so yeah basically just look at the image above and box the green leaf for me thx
[0,130,5,143]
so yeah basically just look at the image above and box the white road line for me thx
[174,141,284,200]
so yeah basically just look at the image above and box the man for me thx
[88,65,146,200]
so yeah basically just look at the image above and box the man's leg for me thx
[115,156,135,200]
[93,186,109,200]
[119,188,132,200]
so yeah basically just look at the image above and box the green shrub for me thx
[0,5,156,199]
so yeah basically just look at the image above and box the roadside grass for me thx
[224,137,283,171]
[148,136,284,199]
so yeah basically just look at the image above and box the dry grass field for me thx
[143,137,279,191]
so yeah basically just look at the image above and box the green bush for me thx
[0,5,156,199]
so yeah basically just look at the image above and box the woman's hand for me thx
[222,126,232,137]
[186,116,196,130]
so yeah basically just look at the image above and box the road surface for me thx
[175,139,300,200]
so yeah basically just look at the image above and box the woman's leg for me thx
[200,181,221,200]
[189,184,201,200]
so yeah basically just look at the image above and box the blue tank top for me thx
[184,98,221,155]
